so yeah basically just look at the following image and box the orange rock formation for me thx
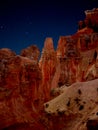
[0,8,98,130]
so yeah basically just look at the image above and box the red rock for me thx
[39,38,56,100]
[54,8,98,86]
[0,8,98,130]
[0,48,16,60]
[0,47,43,129]
[20,45,40,62]
[85,8,98,31]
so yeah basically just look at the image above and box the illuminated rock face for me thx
[0,48,16,59]
[0,8,98,130]
[53,8,98,86]
[78,8,98,32]
[55,32,98,86]
[0,48,43,129]
[39,38,56,100]
[20,45,40,62]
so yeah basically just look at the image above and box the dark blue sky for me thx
[0,0,98,54]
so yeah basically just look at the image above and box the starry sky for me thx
[0,0,98,54]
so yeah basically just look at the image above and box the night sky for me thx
[0,0,98,54]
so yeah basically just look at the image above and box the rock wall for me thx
[39,38,56,100]
[0,47,44,129]
[48,32,98,88]
[0,8,98,130]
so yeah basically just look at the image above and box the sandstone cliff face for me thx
[20,45,40,62]
[0,8,98,130]
[78,8,98,32]
[0,48,16,60]
[55,32,98,86]
[0,47,44,129]
[39,8,98,89]
[39,38,56,100]
[54,8,98,86]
